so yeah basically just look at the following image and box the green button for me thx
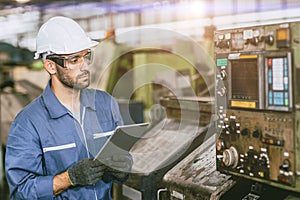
[285,99,288,106]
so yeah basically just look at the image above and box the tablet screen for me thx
[95,122,149,161]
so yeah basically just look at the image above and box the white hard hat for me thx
[34,16,98,59]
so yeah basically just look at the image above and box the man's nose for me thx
[80,59,89,70]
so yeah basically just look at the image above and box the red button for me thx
[281,177,287,183]
[268,59,272,67]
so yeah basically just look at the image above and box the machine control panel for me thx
[214,26,275,53]
[216,110,296,186]
[215,22,300,193]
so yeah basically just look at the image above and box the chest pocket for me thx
[83,108,114,157]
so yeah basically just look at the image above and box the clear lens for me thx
[65,50,92,68]
[47,49,93,69]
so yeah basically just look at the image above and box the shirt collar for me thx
[42,80,96,119]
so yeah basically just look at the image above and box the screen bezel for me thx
[227,53,265,110]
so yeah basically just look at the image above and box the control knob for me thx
[258,153,269,167]
[251,37,259,46]
[223,146,239,168]
[280,159,291,171]
[252,129,261,138]
[216,40,230,49]
[217,87,226,97]
[264,35,274,45]
[220,70,227,80]
[241,128,250,136]
[245,37,259,46]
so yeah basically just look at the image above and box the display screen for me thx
[267,57,289,107]
[231,59,259,101]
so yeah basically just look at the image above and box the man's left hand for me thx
[105,154,132,180]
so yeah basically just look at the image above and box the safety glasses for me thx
[47,49,93,69]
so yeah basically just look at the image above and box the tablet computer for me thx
[94,122,149,161]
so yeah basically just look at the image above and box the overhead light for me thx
[15,0,31,3]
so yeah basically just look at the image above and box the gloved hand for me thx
[68,158,106,186]
[105,154,132,181]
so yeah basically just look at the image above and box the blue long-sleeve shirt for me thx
[5,80,124,200]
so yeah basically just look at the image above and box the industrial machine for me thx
[214,22,300,196]
[161,22,300,200]
[113,96,214,200]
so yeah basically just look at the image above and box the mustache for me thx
[77,70,90,78]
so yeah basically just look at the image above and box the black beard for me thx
[56,66,90,89]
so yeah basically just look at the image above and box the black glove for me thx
[68,158,106,186]
[105,154,132,181]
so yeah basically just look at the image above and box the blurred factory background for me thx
[1,0,300,200]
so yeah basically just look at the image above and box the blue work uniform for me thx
[5,80,124,200]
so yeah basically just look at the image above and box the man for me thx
[5,16,131,199]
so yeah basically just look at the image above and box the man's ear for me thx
[43,59,56,75]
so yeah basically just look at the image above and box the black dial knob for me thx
[220,70,227,80]
[225,40,230,48]
[216,40,230,49]
[228,121,237,133]
[280,159,291,171]
[241,128,250,136]
[251,37,259,46]
[252,129,261,138]
[258,156,268,166]
[265,35,274,45]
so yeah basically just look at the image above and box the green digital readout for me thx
[217,58,227,67]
